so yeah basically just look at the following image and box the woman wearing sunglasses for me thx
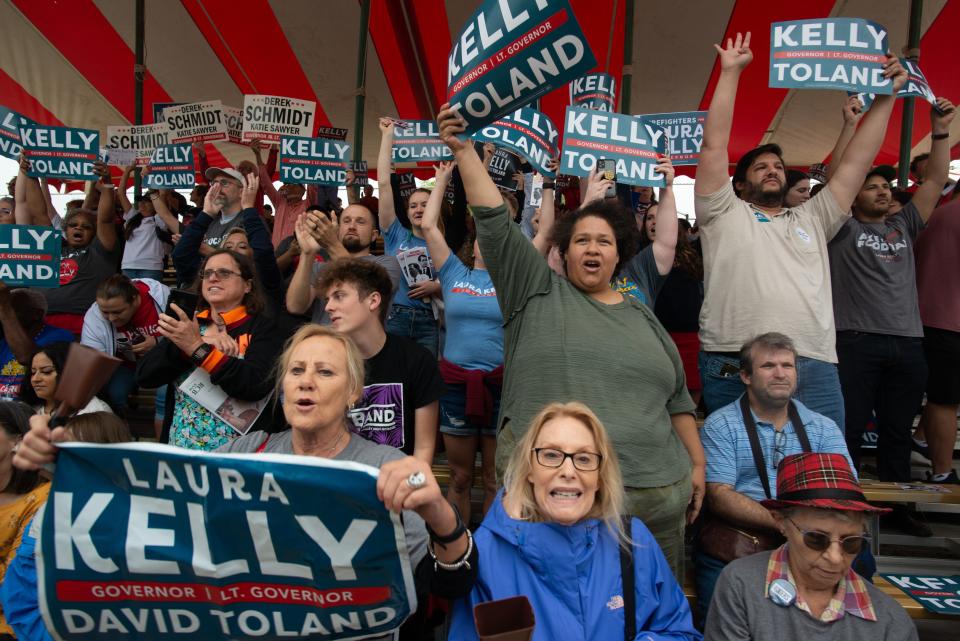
[705,452,916,640]
[136,249,286,450]
[449,402,700,641]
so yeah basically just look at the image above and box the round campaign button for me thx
[769,578,797,607]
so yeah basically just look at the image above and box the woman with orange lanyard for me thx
[136,249,286,450]
[376,118,442,356]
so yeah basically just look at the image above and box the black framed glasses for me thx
[772,430,787,470]
[201,268,241,281]
[532,448,602,471]
[787,517,870,555]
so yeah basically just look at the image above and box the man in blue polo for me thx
[694,332,853,624]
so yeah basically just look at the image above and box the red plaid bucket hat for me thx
[760,452,890,513]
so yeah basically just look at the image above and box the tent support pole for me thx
[620,0,635,114]
[897,0,923,188]
[134,0,145,198]
[353,0,371,195]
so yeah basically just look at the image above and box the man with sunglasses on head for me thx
[694,333,853,626]
[706,452,915,641]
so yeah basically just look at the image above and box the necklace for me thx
[317,428,346,456]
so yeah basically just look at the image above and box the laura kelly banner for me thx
[144,144,196,189]
[471,107,558,177]
[447,0,596,134]
[243,95,316,144]
[0,224,61,287]
[882,575,960,616]
[280,136,352,186]
[0,106,36,161]
[769,18,892,94]
[561,107,667,187]
[21,125,99,181]
[641,111,707,166]
[162,101,227,144]
[38,442,417,641]
[391,121,453,163]
[569,73,616,111]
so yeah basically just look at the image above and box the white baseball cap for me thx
[204,167,245,185]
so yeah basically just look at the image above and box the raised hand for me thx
[437,103,470,153]
[240,172,260,210]
[931,97,956,133]
[842,94,865,126]
[714,31,752,72]
[378,117,395,135]
[434,160,455,183]
[203,182,222,214]
[882,54,908,92]
[294,212,322,255]
[654,155,675,186]
[582,166,614,204]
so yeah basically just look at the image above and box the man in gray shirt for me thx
[286,203,401,323]
[828,98,955,500]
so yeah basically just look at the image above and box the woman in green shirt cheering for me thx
[436,104,705,580]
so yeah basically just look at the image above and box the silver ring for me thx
[406,471,426,490]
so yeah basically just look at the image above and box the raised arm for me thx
[377,118,397,230]
[421,162,454,270]
[150,189,182,233]
[651,157,678,275]
[117,165,135,212]
[285,213,323,315]
[15,156,48,227]
[531,158,558,256]
[823,95,864,183]
[252,139,280,206]
[827,55,907,212]
[437,104,502,208]
[0,283,38,365]
[911,97,956,222]
[38,178,59,225]
[94,166,118,252]
[696,32,753,196]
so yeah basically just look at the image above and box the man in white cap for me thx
[197,167,246,252]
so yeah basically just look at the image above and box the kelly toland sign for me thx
[850,57,937,114]
[222,105,244,144]
[317,127,349,141]
[0,224,61,287]
[560,107,667,187]
[769,18,892,94]
[641,111,706,166]
[349,160,369,186]
[21,125,99,181]
[882,574,960,616]
[0,106,36,161]
[280,136,351,186]
[487,148,521,191]
[38,442,417,641]
[569,73,616,111]
[152,102,182,125]
[106,123,171,165]
[144,144,196,189]
[162,101,227,144]
[391,120,453,163]
[446,0,596,134]
[243,95,316,144]
[471,107,558,177]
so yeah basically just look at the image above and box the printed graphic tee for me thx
[438,256,503,370]
[43,238,121,315]
[348,333,444,455]
[114,281,162,366]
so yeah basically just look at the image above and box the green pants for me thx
[623,475,691,583]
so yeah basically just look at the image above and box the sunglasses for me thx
[787,517,869,555]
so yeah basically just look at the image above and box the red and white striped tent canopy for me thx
[2,0,957,179]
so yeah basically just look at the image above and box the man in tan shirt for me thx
[693,32,907,431]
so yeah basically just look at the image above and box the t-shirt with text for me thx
[202,211,244,249]
[614,245,665,309]
[438,257,503,371]
[115,280,163,365]
[42,237,122,316]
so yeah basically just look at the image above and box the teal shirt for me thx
[473,204,695,488]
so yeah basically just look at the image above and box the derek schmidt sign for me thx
[447,0,596,134]
[770,18,892,94]
[38,443,416,641]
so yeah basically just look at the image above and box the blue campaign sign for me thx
[391,121,453,163]
[38,442,417,641]
[472,108,559,177]
[21,125,99,181]
[0,224,61,287]
[849,58,937,115]
[144,144,196,189]
[642,111,707,166]
[447,0,596,135]
[769,18,892,94]
[280,136,352,186]
[560,106,667,187]
[882,575,960,616]
[152,102,183,125]
[569,73,616,112]
[0,106,36,161]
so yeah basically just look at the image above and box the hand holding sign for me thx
[883,54,908,92]
[931,97,956,133]
[13,413,70,471]
[378,117,395,135]
[583,166,614,204]
[656,156,676,186]
[843,94,865,126]
[715,32,752,72]
[436,103,470,153]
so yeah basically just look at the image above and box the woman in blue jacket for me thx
[449,401,700,641]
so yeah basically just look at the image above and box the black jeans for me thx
[837,331,927,482]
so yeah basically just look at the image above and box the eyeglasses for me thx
[532,448,602,471]
[211,179,240,188]
[201,268,241,281]
[772,430,787,471]
[787,517,870,555]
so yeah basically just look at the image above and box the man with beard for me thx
[693,32,907,430]
[285,203,401,324]
[695,332,853,624]
[828,99,955,534]
[171,167,246,256]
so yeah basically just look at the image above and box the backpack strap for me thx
[788,401,812,452]
[619,515,635,641]
[739,395,773,500]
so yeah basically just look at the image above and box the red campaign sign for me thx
[56,580,391,608]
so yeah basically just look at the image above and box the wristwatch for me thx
[931,133,949,140]
[190,343,213,366]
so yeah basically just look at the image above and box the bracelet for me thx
[931,133,949,140]
[428,527,473,572]
[425,504,466,548]
[543,182,556,189]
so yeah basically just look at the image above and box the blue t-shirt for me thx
[0,325,74,400]
[438,257,503,371]
[385,220,433,310]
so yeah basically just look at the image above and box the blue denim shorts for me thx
[439,381,501,438]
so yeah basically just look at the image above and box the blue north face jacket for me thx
[449,495,701,641]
